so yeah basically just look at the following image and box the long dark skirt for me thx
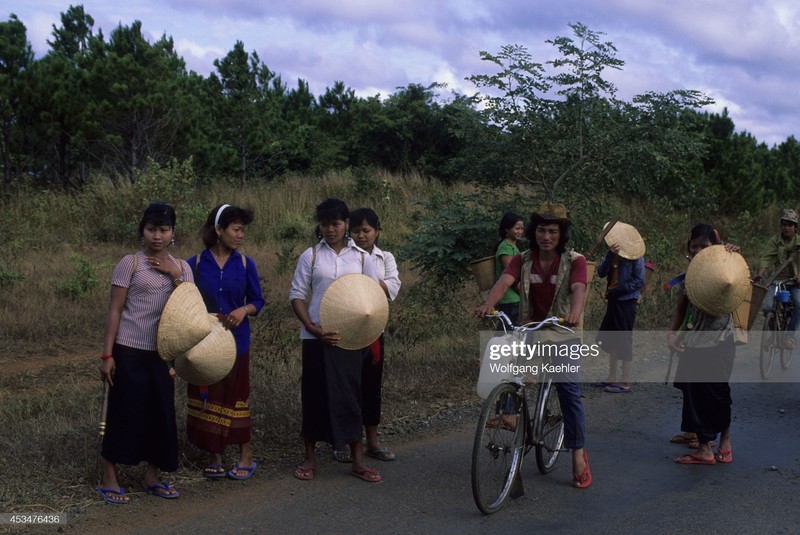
[674,338,735,443]
[186,352,251,453]
[301,340,367,448]
[596,298,637,361]
[362,335,385,427]
[102,343,178,472]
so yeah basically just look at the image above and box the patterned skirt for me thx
[186,351,251,453]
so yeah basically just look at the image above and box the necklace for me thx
[212,249,230,262]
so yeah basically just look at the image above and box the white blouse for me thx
[289,238,378,339]
[371,245,401,301]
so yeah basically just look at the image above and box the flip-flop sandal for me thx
[145,481,180,499]
[227,461,257,480]
[366,448,396,461]
[332,449,352,463]
[96,485,128,504]
[203,464,227,479]
[670,432,697,443]
[293,465,316,480]
[351,467,382,483]
[604,384,631,393]
[675,453,716,465]
[715,449,733,463]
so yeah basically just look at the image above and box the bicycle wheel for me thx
[471,382,525,515]
[760,312,777,379]
[534,378,565,474]
[780,308,795,370]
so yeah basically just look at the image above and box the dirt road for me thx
[49,375,800,535]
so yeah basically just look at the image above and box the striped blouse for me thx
[111,251,194,351]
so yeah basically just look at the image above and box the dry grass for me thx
[0,171,780,512]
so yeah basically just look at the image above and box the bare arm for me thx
[291,298,341,345]
[563,282,586,326]
[99,286,128,385]
[476,273,516,316]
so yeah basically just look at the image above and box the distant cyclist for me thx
[754,208,800,350]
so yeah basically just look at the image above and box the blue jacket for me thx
[597,252,645,301]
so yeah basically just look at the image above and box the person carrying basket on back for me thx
[753,208,800,350]
[477,201,591,489]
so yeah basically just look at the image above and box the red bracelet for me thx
[304,321,314,330]
[100,354,113,360]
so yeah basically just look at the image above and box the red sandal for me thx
[573,450,592,489]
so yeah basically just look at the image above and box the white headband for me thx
[214,204,230,227]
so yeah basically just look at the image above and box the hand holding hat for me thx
[319,274,389,350]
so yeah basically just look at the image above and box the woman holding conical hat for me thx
[596,221,646,393]
[666,224,746,465]
[185,204,265,480]
[97,202,193,503]
[289,197,384,483]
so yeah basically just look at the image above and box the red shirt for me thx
[503,252,588,321]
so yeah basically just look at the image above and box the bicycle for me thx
[760,281,796,378]
[471,311,571,515]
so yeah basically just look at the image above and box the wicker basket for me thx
[733,282,767,332]
[469,256,496,291]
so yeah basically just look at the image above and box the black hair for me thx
[315,197,349,223]
[138,201,176,237]
[687,223,721,251]
[202,204,254,248]
[498,212,524,241]
[525,216,571,254]
[350,208,381,230]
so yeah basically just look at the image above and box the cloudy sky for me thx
[10,0,800,146]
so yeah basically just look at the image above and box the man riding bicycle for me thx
[754,208,800,349]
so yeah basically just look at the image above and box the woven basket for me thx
[733,282,768,332]
[470,256,496,291]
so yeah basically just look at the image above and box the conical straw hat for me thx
[603,221,646,260]
[685,245,751,316]
[319,274,389,350]
[173,314,236,385]
[157,282,213,361]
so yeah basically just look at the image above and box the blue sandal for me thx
[227,461,257,480]
[145,481,180,499]
[96,485,128,504]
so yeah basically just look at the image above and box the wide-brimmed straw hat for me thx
[319,274,389,350]
[173,314,236,385]
[603,221,646,260]
[530,201,571,225]
[685,245,751,316]
[157,282,213,361]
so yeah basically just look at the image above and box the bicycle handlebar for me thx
[485,310,575,334]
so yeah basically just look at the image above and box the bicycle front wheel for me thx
[471,382,525,515]
[534,378,565,474]
[761,312,777,379]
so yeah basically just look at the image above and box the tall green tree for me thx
[84,21,192,181]
[466,22,713,206]
[24,5,95,188]
[209,41,285,185]
[0,14,33,193]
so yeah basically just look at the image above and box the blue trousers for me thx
[549,339,586,450]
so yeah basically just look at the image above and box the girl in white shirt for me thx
[350,208,401,461]
[289,198,382,483]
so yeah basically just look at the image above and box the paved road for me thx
[64,374,800,535]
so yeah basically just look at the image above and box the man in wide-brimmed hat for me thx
[477,200,592,489]
[755,208,800,349]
